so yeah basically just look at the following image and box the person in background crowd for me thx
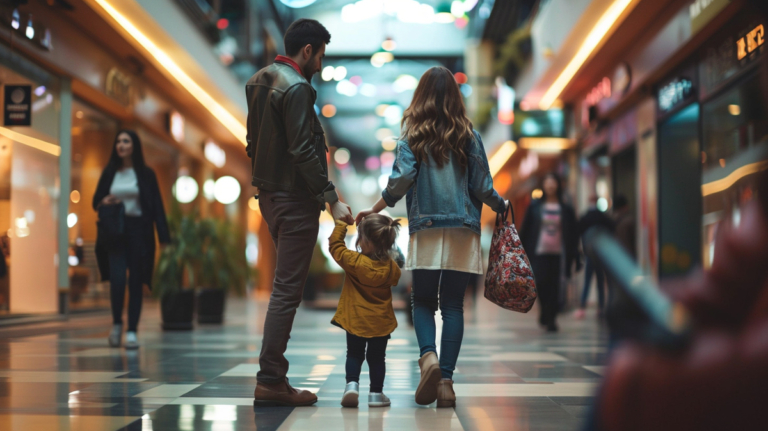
[519,172,579,332]
[329,214,402,409]
[93,130,170,350]
[576,195,614,319]
[355,66,509,408]
[245,18,354,407]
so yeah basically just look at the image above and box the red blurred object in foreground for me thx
[454,72,468,84]
[598,194,768,431]
[217,18,229,30]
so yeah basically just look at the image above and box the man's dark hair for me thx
[284,19,331,57]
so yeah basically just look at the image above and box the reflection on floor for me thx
[0,294,609,430]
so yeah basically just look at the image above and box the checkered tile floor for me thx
[0,294,609,430]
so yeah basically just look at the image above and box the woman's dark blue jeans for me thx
[411,269,471,379]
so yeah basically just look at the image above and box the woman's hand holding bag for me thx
[484,202,538,313]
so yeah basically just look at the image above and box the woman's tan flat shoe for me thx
[437,379,456,408]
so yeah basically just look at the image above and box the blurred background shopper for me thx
[93,130,170,349]
[576,195,614,319]
[519,172,579,332]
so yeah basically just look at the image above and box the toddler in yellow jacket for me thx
[329,214,401,408]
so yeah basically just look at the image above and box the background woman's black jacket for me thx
[92,166,171,288]
[519,199,580,277]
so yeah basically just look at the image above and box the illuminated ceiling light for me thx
[68,255,80,266]
[435,4,456,23]
[321,66,335,81]
[371,50,394,66]
[392,74,418,93]
[383,105,403,126]
[728,104,741,116]
[451,1,465,17]
[336,80,358,97]
[70,190,81,204]
[204,140,226,168]
[174,176,199,203]
[519,137,576,154]
[333,66,347,81]
[91,0,248,146]
[203,179,215,201]
[76,111,84,119]
[321,104,337,118]
[375,104,390,116]
[463,0,479,11]
[0,127,60,156]
[371,57,385,68]
[489,140,517,177]
[67,213,78,228]
[279,0,318,8]
[702,160,768,196]
[34,86,46,97]
[213,176,241,204]
[334,148,351,165]
[375,128,393,141]
[531,189,543,199]
[25,16,34,39]
[11,9,19,30]
[382,137,398,151]
[248,198,259,211]
[359,83,377,97]
[382,37,397,51]
[539,0,636,110]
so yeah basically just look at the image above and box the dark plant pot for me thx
[197,288,226,324]
[161,289,195,330]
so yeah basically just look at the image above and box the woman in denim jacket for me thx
[355,66,508,408]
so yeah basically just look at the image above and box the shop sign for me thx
[4,85,31,126]
[658,78,693,113]
[737,24,764,61]
[690,0,731,35]
[106,68,133,106]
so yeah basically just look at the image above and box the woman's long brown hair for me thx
[401,66,475,168]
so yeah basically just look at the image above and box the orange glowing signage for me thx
[737,24,764,61]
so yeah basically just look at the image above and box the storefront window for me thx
[701,71,768,269]
[0,48,61,315]
[68,100,118,311]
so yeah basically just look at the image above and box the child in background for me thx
[329,214,402,408]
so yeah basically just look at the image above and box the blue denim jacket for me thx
[382,131,505,235]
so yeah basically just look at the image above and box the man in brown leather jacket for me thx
[246,18,353,407]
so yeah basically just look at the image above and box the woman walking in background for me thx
[356,66,508,408]
[93,130,170,349]
[519,172,579,332]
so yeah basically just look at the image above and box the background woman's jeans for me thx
[108,217,146,333]
[411,269,471,379]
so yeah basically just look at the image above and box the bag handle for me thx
[495,200,515,227]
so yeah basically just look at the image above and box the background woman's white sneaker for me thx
[108,324,122,347]
[125,331,139,350]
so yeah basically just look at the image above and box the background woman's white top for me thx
[405,227,484,274]
[110,168,142,217]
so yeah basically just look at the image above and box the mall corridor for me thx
[0,296,607,430]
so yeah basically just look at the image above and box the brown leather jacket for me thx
[245,61,338,204]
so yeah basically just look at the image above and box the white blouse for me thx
[405,227,484,274]
[110,168,142,217]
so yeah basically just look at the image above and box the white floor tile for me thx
[134,384,201,398]
[454,382,598,397]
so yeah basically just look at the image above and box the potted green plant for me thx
[196,218,250,324]
[153,206,200,330]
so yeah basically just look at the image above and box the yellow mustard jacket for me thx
[329,221,401,338]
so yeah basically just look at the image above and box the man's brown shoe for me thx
[415,351,442,405]
[253,379,317,407]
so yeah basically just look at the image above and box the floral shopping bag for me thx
[484,204,537,312]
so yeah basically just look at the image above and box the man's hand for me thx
[330,201,354,225]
